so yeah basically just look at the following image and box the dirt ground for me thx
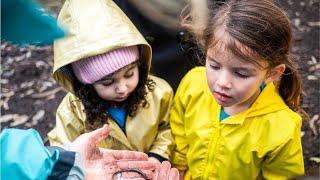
[1,0,319,173]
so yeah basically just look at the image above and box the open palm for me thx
[71,124,155,179]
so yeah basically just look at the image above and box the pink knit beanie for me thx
[71,46,139,84]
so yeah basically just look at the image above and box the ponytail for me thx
[278,59,309,120]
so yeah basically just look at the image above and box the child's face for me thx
[205,45,269,114]
[93,62,139,102]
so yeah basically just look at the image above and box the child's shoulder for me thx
[148,75,174,100]
[182,66,206,83]
[178,66,207,90]
[254,108,302,138]
[59,92,83,108]
[63,92,80,101]
[150,75,173,92]
[169,66,211,102]
[187,66,206,76]
[278,108,302,126]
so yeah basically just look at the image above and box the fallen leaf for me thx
[31,87,63,98]
[308,22,320,27]
[308,64,320,72]
[1,114,17,123]
[25,89,35,95]
[309,157,320,163]
[309,114,319,136]
[1,79,9,84]
[32,110,45,122]
[307,75,318,80]
[10,114,29,126]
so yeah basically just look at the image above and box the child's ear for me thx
[264,64,286,84]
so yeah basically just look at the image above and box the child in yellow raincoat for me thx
[48,0,174,165]
[170,0,308,179]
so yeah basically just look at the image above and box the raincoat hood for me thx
[53,0,151,93]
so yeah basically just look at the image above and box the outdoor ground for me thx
[1,0,319,174]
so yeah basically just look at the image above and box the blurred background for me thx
[1,0,319,172]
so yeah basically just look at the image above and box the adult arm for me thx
[0,128,71,180]
[1,125,156,180]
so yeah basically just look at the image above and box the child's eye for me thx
[102,80,113,86]
[210,65,220,70]
[125,71,134,78]
[103,83,112,86]
[235,72,249,78]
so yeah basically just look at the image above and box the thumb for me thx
[87,124,109,144]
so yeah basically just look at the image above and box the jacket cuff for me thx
[45,144,84,180]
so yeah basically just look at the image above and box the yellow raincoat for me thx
[170,67,304,179]
[47,0,174,160]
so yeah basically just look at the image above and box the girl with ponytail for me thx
[170,0,307,179]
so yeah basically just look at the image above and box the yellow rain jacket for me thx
[47,0,174,160]
[170,67,304,179]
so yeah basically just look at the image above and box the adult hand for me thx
[153,161,179,180]
[71,124,155,179]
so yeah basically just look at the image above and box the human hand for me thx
[117,161,179,180]
[152,161,179,180]
[178,170,185,180]
[148,157,161,166]
[71,124,155,179]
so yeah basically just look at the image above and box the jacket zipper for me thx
[203,126,222,179]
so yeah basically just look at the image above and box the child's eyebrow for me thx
[97,76,112,82]
[207,56,220,64]
[231,62,262,72]
[125,63,137,71]
[208,55,259,72]
[232,66,256,72]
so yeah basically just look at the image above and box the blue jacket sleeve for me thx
[1,128,59,180]
[47,143,85,180]
[0,128,84,180]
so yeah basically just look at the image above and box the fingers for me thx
[116,160,155,179]
[117,178,145,180]
[157,161,171,179]
[168,168,179,180]
[105,149,148,161]
[120,170,153,180]
[87,124,109,144]
[148,157,161,165]
[153,161,179,180]
[117,161,155,170]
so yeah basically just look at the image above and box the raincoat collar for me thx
[220,83,289,125]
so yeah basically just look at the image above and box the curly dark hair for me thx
[73,59,155,130]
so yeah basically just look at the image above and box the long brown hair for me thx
[182,0,308,119]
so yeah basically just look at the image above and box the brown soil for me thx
[1,0,319,173]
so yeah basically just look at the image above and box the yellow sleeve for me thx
[169,76,190,171]
[262,117,304,179]
[47,93,86,146]
[148,77,175,160]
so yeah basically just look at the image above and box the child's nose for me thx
[216,74,232,89]
[115,81,127,94]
